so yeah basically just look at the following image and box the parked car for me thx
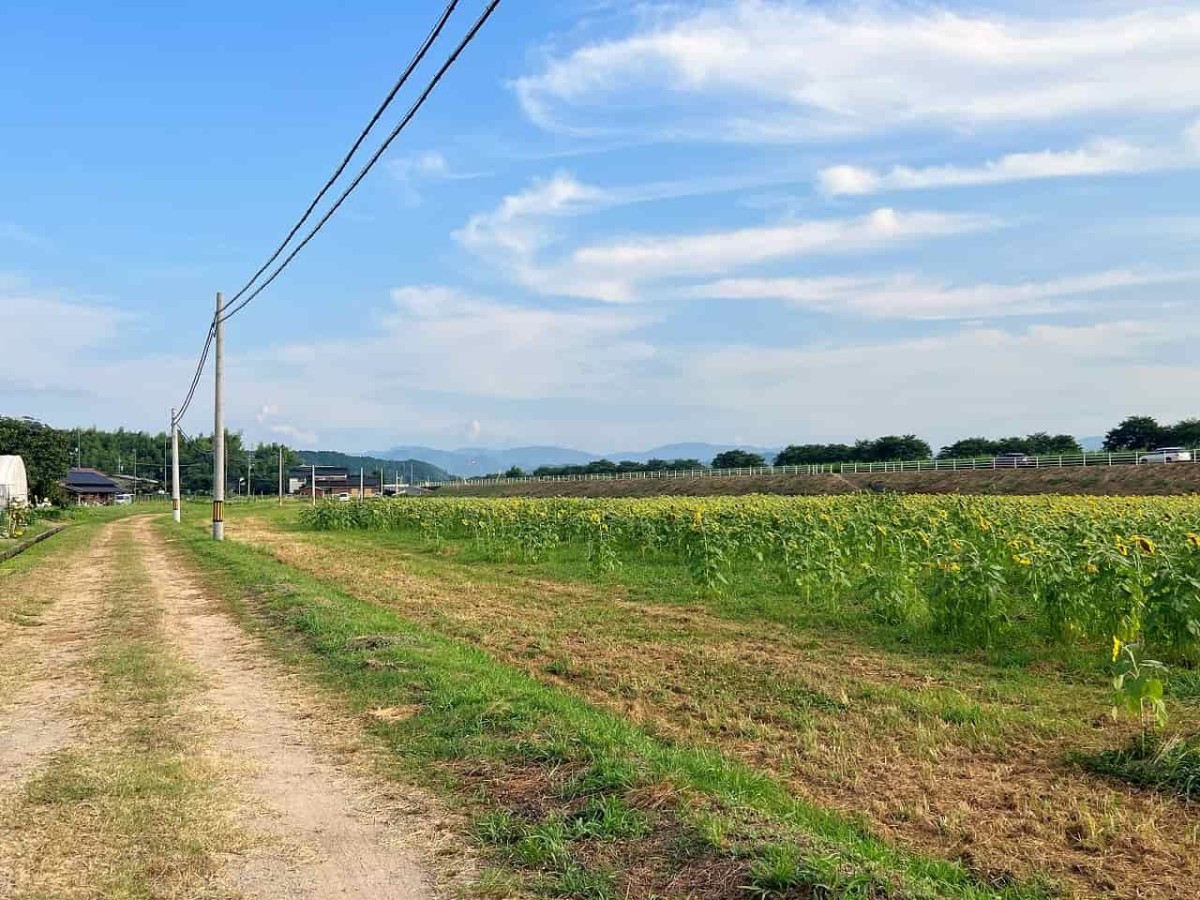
[336,492,352,501]
[1137,447,1193,464]
[993,452,1034,467]
[113,493,133,505]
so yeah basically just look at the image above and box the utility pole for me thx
[247,449,253,499]
[278,446,283,506]
[133,449,138,502]
[359,467,364,500]
[171,408,180,523]
[311,464,316,506]
[213,291,225,541]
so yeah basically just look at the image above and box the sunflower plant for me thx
[1111,638,1169,744]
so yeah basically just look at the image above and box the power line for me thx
[174,322,215,425]
[171,0,485,428]
[223,0,461,312]
[218,0,501,324]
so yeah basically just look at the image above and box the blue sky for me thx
[2,0,1199,453]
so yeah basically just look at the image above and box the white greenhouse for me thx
[0,456,29,508]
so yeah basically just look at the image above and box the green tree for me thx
[712,450,766,469]
[1023,432,1082,454]
[0,416,71,501]
[1103,416,1163,451]
[774,443,855,465]
[937,437,998,459]
[1164,418,1200,448]
[855,435,932,462]
[504,465,525,478]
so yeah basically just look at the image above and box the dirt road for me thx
[0,518,458,898]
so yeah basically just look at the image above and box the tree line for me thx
[0,417,305,501]
[499,457,706,479]
[482,415,1198,480]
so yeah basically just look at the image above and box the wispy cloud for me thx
[568,208,996,293]
[516,3,1200,142]
[387,151,488,204]
[685,269,1199,320]
[819,125,1200,196]
[457,175,998,302]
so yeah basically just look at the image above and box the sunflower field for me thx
[301,494,1200,657]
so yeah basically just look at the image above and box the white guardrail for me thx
[432,448,1200,489]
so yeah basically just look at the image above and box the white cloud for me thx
[567,208,994,292]
[240,286,656,412]
[516,3,1200,141]
[387,151,485,204]
[0,295,124,368]
[456,173,606,259]
[458,176,998,302]
[685,269,1197,320]
[268,423,318,446]
[819,129,1200,196]
[674,319,1200,446]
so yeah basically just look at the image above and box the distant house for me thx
[287,466,382,498]
[64,468,123,505]
[0,456,29,508]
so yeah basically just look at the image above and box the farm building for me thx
[287,466,382,498]
[0,455,29,508]
[64,468,123,505]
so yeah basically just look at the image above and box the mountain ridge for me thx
[370,443,780,477]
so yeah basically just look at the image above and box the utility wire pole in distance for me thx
[213,292,225,541]
[171,408,181,523]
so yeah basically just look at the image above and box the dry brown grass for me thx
[230,513,1200,899]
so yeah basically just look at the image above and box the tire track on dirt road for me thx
[0,527,108,793]
[138,518,457,899]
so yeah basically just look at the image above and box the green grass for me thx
[1083,732,1200,800]
[241,505,1109,746]
[167,511,1054,900]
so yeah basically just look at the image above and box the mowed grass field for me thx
[173,495,1200,899]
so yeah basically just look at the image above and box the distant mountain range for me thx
[369,443,781,478]
[296,450,450,483]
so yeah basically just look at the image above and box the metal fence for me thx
[431,448,1200,489]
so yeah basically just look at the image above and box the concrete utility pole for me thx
[171,408,181,523]
[359,467,364,500]
[278,447,283,506]
[311,464,316,506]
[247,449,253,499]
[213,291,225,541]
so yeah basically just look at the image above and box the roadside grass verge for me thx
[0,525,243,898]
[209,505,1200,898]
[167,514,1052,900]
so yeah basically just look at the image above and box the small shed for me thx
[0,456,29,508]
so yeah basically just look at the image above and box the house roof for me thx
[64,468,122,493]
